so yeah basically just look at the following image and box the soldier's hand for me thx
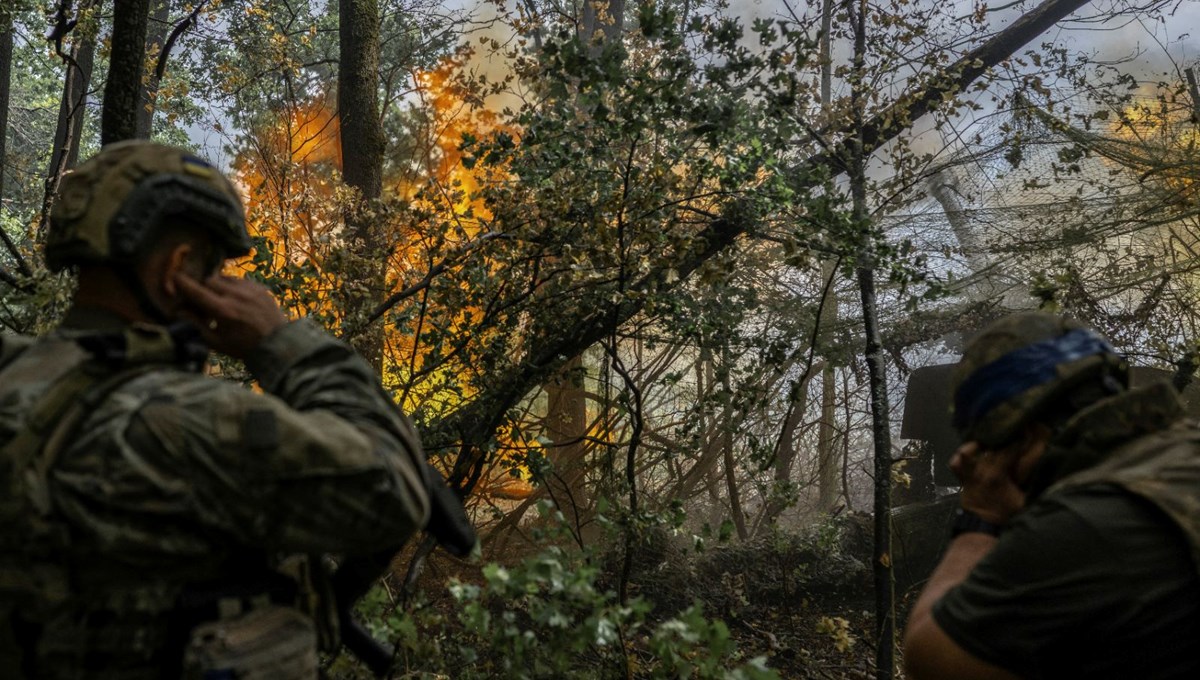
[949,441,1026,526]
[174,273,289,359]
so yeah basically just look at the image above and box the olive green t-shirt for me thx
[933,485,1200,679]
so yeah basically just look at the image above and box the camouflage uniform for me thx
[0,306,430,677]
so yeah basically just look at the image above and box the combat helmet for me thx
[951,312,1128,448]
[46,140,252,272]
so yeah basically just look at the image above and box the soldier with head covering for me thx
[903,312,1200,679]
[0,141,431,678]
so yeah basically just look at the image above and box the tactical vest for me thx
[1049,415,1200,579]
[0,327,321,679]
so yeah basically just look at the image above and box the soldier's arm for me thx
[124,326,429,556]
[253,320,430,550]
[160,274,431,554]
[903,534,1019,680]
[904,441,1026,680]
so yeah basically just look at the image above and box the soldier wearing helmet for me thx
[0,141,430,678]
[904,312,1200,680]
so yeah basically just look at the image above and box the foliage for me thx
[3,0,1197,676]
[331,542,779,679]
[814,616,856,654]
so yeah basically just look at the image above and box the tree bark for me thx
[0,6,12,207]
[848,0,894,675]
[719,343,748,541]
[339,0,386,369]
[861,262,896,680]
[102,0,150,145]
[40,21,98,237]
[813,0,842,513]
[0,5,26,283]
[542,355,592,531]
[48,36,95,177]
[135,0,172,139]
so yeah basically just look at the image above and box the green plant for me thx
[329,542,780,679]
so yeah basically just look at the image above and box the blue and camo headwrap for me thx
[953,328,1120,433]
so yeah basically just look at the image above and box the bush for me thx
[328,544,780,679]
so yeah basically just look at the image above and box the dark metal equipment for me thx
[901,363,1192,487]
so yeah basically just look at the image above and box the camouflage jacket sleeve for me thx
[111,319,431,557]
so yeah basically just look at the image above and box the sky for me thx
[186,0,1200,168]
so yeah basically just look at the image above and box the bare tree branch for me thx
[155,0,209,82]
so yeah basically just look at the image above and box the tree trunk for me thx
[817,289,840,510]
[0,6,12,205]
[47,35,96,177]
[861,252,896,680]
[542,355,591,532]
[848,0,894,676]
[753,360,821,534]
[102,0,150,145]
[763,386,804,528]
[339,0,386,369]
[40,28,97,235]
[722,431,748,540]
[814,0,841,512]
[136,0,172,139]
[0,5,26,283]
[719,343,748,541]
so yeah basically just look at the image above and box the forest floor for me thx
[373,510,926,679]
[720,593,882,678]
[678,532,903,679]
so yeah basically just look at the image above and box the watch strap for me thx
[950,508,1004,538]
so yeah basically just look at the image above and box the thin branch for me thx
[346,231,510,337]
[155,0,210,82]
[1185,67,1199,124]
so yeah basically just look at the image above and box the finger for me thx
[174,273,227,313]
[202,274,244,294]
[206,275,268,304]
[953,441,979,458]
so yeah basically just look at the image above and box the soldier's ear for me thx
[161,243,198,299]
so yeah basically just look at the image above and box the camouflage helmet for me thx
[950,312,1128,448]
[46,140,252,272]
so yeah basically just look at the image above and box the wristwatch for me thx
[950,508,1004,538]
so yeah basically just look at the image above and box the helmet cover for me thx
[46,140,251,271]
[951,312,1128,447]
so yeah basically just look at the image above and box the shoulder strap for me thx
[6,323,204,515]
[5,362,158,516]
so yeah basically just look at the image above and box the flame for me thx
[233,58,533,500]
[1109,98,1197,199]
[407,59,507,225]
[232,95,343,322]
[290,101,342,168]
